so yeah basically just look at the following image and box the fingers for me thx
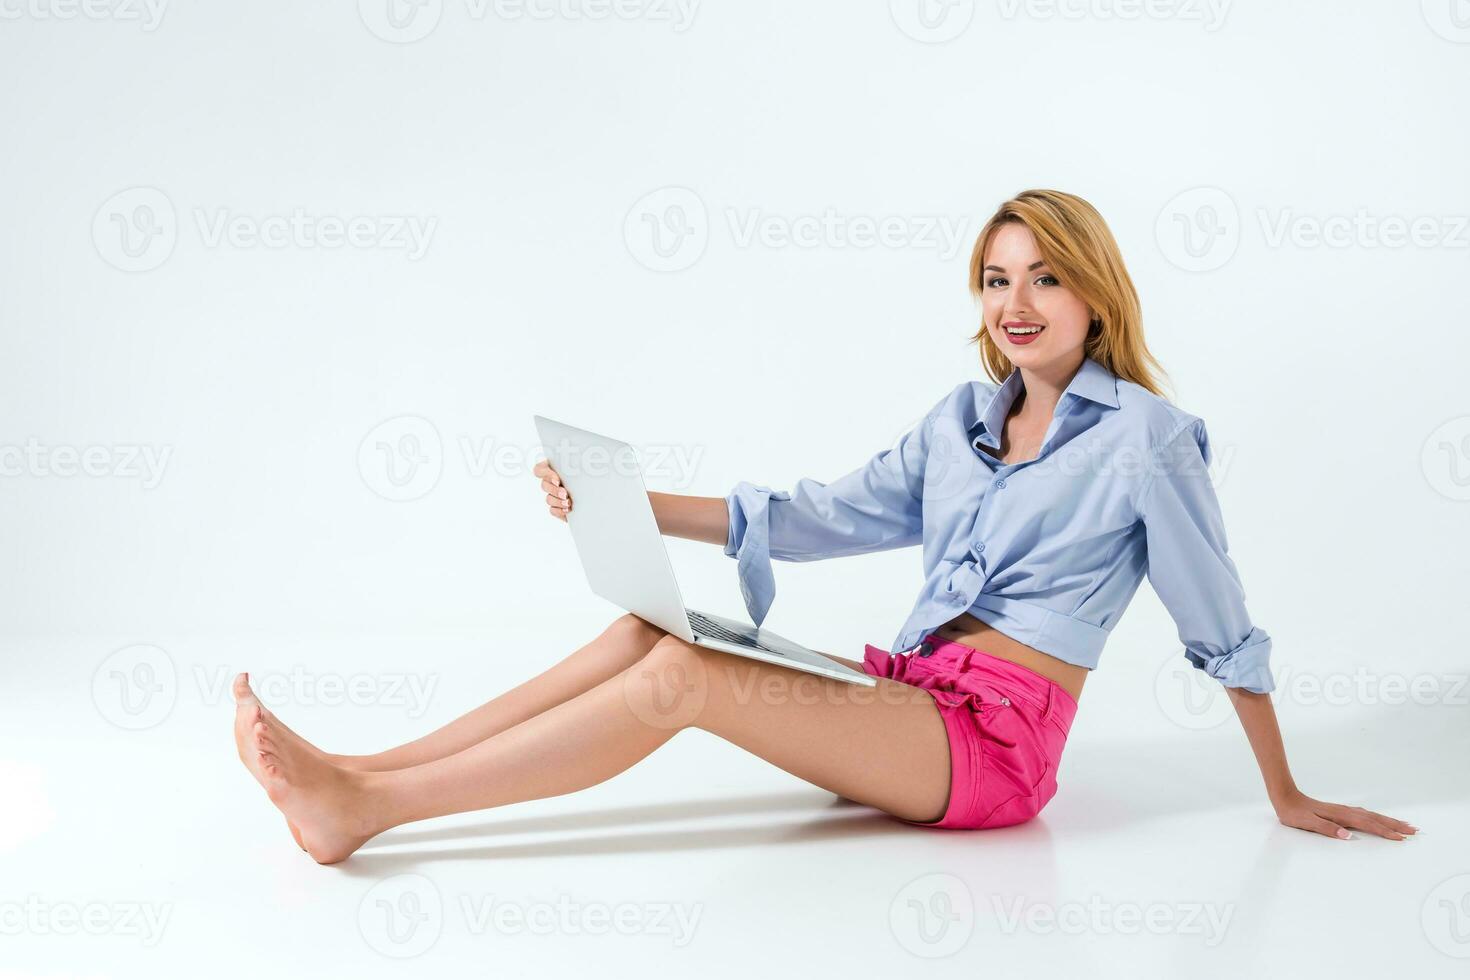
[1295,814,1352,840]
[1335,805,1418,841]
[1289,803,1420,842]
[536,459,571,517]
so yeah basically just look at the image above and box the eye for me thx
[1036,274,1060,286]
[985,276,1008,288]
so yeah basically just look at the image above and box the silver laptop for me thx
[532,415,876,687]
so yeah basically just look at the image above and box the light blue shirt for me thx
[723,356,1275,693]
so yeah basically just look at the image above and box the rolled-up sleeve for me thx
[1138,418,1275,694]
[723,393,947,628]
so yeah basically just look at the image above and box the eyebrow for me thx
[982,260,1048,273]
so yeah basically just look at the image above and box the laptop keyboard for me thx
[688,610,781,653]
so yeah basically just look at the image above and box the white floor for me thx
[3,628,1465,979]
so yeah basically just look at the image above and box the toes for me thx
[232,672,255,704]
[252,723,277,753]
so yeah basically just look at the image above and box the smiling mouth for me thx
[1004,324,1045,336]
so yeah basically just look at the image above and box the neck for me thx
[1014,354,1085,423]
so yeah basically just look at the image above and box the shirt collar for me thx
[968,356,1120,448]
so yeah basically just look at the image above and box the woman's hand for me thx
[1272,788,1418,841]
[534,458,572,522]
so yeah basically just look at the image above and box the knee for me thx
[608,612,666,647]
[620,636,712,732]
[637,634,708,676]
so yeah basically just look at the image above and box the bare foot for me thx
[233,683,378,775]
[238,675,383,864]
[232,674,309,850]
[233,672,273,786]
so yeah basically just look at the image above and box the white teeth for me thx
[1006,326,1043,334]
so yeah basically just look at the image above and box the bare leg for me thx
[237,635,951,864]
[236,613,666,849]
[326,613,667,771]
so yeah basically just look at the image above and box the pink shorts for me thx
[862,633,1078,830]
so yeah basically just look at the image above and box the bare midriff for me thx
[931,611,1088,703]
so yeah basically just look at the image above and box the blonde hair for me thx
[967,189,1171,401]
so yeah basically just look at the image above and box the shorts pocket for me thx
[975,759,1052,829]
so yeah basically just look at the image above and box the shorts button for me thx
[917,641,934,657]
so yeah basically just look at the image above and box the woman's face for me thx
[979,222,1093,369]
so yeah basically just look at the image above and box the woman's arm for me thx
[536,459,729,547]
[1226,688,1418,841]
[648,491,729,547]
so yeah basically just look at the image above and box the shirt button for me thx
[994,479,1007,489]
[976,542,985,552]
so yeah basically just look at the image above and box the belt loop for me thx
[958,649,973,672]
[1041,682,1058,726]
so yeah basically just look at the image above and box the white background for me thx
[2,1,1468,977]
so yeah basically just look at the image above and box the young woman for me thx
[232,189,1416,864]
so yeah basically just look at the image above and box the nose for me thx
[1004,278,1036,319]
